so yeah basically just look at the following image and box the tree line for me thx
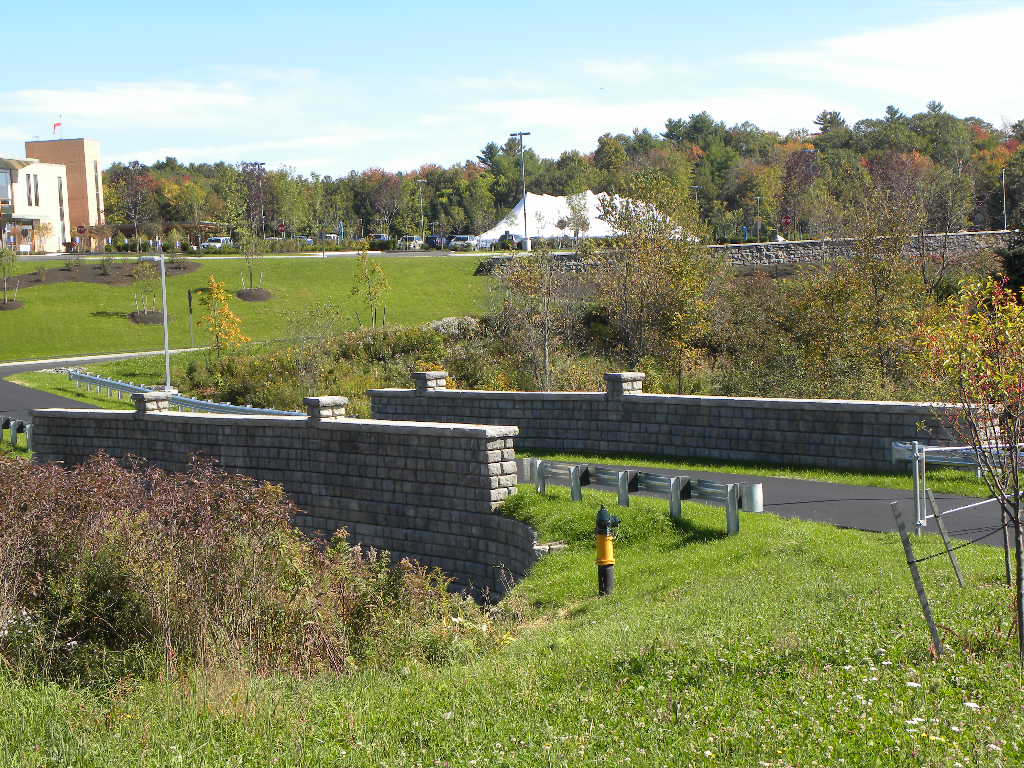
[100,102,1024,248]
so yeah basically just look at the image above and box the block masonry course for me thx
[370,373,955,472]
[30,394,535,595]
[475,230,1013,274]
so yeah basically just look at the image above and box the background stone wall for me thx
[31,403,534,595]
[371,373,954,472]
[475,230,1012,274]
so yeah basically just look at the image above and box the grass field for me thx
[0,485,1020,766]
[0,256,492,362]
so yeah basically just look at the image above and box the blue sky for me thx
[3,0,1021,175]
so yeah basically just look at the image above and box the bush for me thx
[0,453,487,682]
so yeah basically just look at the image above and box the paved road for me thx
[17,249,489,262]
[518,458,1003,547]
[0,350,179,423]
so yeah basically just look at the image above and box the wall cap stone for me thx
[304,396,349,421]
[131,392,170,414]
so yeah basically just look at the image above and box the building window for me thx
[34,174,40,207]
[58,177,67,242]
[0,170,11,203]
[26,174,33,206]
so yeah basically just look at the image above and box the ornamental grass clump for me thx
[0,453,481,683]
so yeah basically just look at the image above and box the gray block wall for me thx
[475,230,1012,274]
[30,404,535,596]
[371,373,954,471]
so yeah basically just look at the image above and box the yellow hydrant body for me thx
[596,534,615,566]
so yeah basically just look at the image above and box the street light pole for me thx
[416,179,427,246]
[755,195,762,242]
[1002,167,1009,231]
[691,185,702,205]
[511,131,531,250]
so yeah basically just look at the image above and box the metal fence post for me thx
[741,483,763,514]
[726,484,740,535]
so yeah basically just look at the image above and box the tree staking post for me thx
[892,501,944,657]
[926,489,965,587]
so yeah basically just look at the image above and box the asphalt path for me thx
[18,249,486,262]
[0,350,177,423]
[517,458,1003,548]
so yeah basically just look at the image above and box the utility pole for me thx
[510,131,531,250]
[416,179,427,246]
[691,185,702,205]
[755,195,761,242]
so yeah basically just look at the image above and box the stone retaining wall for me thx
[475,230,1012,274]
[371,373,954,472]
[30,395,534,595]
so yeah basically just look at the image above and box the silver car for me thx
[448,235,479,251]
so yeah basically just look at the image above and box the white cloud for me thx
[579,57,691,84]
[746,7,1024,121]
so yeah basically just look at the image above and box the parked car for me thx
[497,231,524,250]
[425,234,447,250]
[448,234,479,251]
[200,236,233,250]
[367,233,390,247]
[396,235,423,250]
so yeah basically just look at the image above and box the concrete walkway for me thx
[517,458,1003,547]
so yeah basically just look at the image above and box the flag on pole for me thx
[52,116,62,136]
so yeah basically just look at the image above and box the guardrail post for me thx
[131,392,170,415]
[412,371,448,394]
[669,476,683,521]
[9,421,22,448]
[570,465,583,502]
[303,395,349,422]
[726,484,740,535]
[24,423,32,450]
[617,471,630,507]
[535,461,548,494]
[741,483,763,514]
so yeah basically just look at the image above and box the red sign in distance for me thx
[781,215,792,227]
[278,223,286,233]
[77,225,87,234]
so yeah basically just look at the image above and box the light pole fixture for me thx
[691,185,702,205]
[1002,167,1009,231]
[510,131,531,250]
[416,179,427,246]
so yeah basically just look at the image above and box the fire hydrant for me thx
[596,505,621,596]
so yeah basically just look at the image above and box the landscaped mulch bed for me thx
[26,259,202,288]
[0,300,24,311]
[237,288,273,301]
[129,310,166,325]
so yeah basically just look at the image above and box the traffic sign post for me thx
[278,223,286,234]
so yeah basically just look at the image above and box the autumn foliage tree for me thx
[201,275,249,353]
[919,276,1024,662]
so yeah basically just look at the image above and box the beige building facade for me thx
[0,157,71,253]
[0,138,103,253]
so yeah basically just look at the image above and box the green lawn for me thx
[0,485,1019,765]
[524,450,989,498]
[0,256,492,362]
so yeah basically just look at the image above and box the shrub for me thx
[0,453,487,682]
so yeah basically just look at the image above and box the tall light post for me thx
[1002,167,1009,231]
[143,250,173,392]
[510,131,531,250]
[416,179,427,247]
[754,195,762,242]
[690,185,702,205]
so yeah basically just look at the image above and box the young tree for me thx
[201,275,249,353]
[493,244,582,390]
[595,168,722,368]
[305,174,342,257]
[0,247,16,303]
[351,253,390,326]
[33,222,54,253]
[919,277,1024,662]
[108,161,155,250]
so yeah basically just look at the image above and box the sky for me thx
[2,0,1022,176]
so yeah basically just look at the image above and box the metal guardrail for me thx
[67,370,302,417]
[525,459,758,536]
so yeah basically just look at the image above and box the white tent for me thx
[478,191,618,241]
